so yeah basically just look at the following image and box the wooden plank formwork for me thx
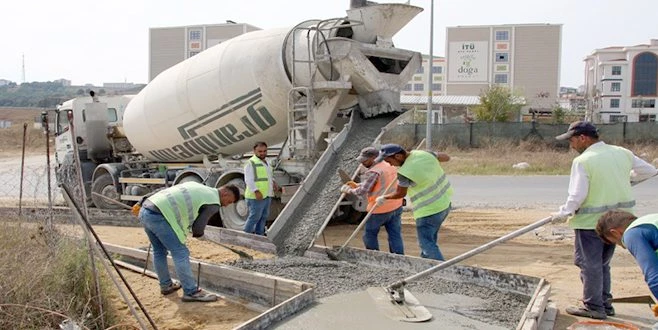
[104,243,315,329]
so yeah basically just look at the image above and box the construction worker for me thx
[340,147,404,254]
[596,209,658,323]
[139,182,240,302]
[551,121,657,319]
[243,141,277,236]
[375,143,452,260]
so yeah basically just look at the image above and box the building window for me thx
[432,66,443,74]
[640,114,657,122]
[495,30,509,41]
[433,76,442,81]
[494,74,508,84]
[610,115,627,123]
[402,84,411,91]
[611,66,621,75]
[632,52,658,96]
[189,30,201,40]
[416,66,424,74]
[611,82,621,92]
[189,51,200,57]
[495,53,509,62]
[413,76,423,81]
[413,83,424,91]
[496,64,508,72]
[431,83,442,91]
[610,99,620,108]
[632,99,656,108]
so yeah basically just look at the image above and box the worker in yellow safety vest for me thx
[341,147,405,254]
[243,141,278,235]
[139,182,240,302]
[551,121,657,320]
[375,143,453,260]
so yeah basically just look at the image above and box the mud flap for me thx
[366,287,433,323]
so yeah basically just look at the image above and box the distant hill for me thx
[0,81,144,108]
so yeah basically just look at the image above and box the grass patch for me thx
[0,219,121,329]
[438,139,658,175]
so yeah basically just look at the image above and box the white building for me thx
[584,39,658,123]
[149,22,260,81]
[401,55,446,97]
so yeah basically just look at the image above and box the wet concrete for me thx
[273,291,509,329]
[230,256,529,329]
[273,113,394,256]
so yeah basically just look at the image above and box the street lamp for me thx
[425,0,435,150]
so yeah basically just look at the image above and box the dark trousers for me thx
[574,229,616,312]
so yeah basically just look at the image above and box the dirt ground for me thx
[92,207,651,329]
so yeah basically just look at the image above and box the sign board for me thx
[448,41,489,82]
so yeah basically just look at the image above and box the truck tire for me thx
[219,178,248,231]
[91,173,121,209]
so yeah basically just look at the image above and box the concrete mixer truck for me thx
[53,1,422,230]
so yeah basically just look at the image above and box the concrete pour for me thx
[273,291,509,329]
[274,113,394,256]
[230,257,529,329]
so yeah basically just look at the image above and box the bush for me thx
[0,220,120,329]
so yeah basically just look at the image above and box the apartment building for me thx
[149,22,261,81]
[445,24,562,113]
[400,55,447,97]
[584,39,658,123]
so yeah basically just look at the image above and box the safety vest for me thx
[367,161,403,214]
[398,150,452,219]
[569,144,635,229]
[623,214,658,257]
[244,155,271,199]
[147,182,220,244]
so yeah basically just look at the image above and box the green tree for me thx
[551,104,567,124]
[472,85,524,122]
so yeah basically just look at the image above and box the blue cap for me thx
[555,121,599,140]
[375,143,405,163]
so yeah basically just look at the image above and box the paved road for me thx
[450,175,658,215]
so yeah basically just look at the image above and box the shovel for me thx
[327,179,398,260]
[369,215,554,322]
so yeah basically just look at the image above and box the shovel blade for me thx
[366,287,432,322]
[337,168,352,184]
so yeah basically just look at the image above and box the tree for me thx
[551,104,568,124]
[472,85,524,122]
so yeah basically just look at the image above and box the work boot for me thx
[565,304,607,320]
[605,306,615,316]
[182,288,218,302]
[160,281,181,295]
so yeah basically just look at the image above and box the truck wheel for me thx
[219,178,248,230]
[91,173,121,209]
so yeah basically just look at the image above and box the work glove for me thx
[652,304,658,317]
[375,196,386,206]
[345,181,358,188]
[550,212,570,224]
[340,184,352,194]
[131,203,141,217]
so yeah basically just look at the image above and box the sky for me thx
[2,0,657,88]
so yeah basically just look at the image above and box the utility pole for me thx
[425,0,435,150]
[21,53,26,83]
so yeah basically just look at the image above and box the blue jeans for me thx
[139,207,198,295]
[574,229,616,313]
[416,206,450,260]
[363,207,404,254]
[244,197,271,235]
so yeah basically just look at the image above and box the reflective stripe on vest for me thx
[568,143,634,230]
[577,200,636,214]
[367,162,403,214]
[244,155,270,199]
[397,150,452,219]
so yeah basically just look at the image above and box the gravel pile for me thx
[273,113,393,256]
[230,256,529,329]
